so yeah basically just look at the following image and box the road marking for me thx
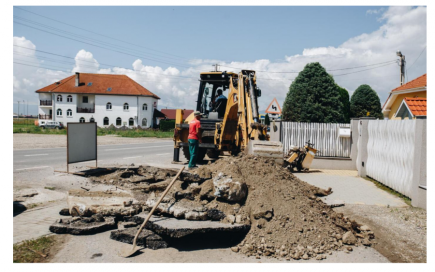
[24,154,48,157]
[104,145,172,151]
[15,166,50,171]
[123,156,142,159]
[156,153,170,156]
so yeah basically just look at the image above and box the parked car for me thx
[39,121,64,129]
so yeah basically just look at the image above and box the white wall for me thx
[366,120,416,198]
[137,96,157,128]
[39,93,158,128]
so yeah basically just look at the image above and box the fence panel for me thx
[281,122,351,157]
[366,120,416,197]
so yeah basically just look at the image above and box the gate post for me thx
[357,117,375,177]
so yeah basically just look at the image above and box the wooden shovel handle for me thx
[132,166,185,247]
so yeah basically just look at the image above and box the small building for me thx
[35,73,160,127]
[382,74,427,119]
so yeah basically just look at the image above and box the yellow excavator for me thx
[172,70,283,162]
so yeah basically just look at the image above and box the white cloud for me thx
[366,8,385,15]
[14,6,426,115]
[72,50,99,73]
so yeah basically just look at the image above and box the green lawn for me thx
[13,119,173,138]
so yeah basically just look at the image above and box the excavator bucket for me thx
[246,140,284,161]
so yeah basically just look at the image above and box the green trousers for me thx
[188,139,199,168]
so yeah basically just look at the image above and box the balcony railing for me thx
[40,100,52,106]
[77,104,95,113]
[39,114,52,120]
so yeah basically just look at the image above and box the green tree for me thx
[264,114,270,125]
[350,84,383,119]
[282,62,343,123]
[337,85,350,123]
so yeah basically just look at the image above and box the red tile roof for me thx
[160,109,194,120]
[404,97,427,116]
[36,73,160,99]
[392,74,427,92]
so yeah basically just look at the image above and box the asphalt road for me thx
[13,141,175,171]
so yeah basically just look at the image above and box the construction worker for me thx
[188,111,202,170]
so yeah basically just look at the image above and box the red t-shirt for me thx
[188,119,201,140]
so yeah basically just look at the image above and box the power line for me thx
[14,6,187,60]
[14,21,198,70]
[331,62,397,77]
[13,61,196,84]
[14,47,198,80]
[407,45,426,72]
[14,15,186,63]
[221,60,397,73]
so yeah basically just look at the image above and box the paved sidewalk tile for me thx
[13,202,65,244]
[294,171,407,207]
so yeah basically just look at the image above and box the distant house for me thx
[35,72,160,127]
[160,109,194,121]
[382,74,427,119]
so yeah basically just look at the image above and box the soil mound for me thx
[187,154,375,260]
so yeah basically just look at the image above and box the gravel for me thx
[335,204,426,263]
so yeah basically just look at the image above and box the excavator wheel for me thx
[182,146,206,162]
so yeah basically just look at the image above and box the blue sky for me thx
[13,6,426,114]
[14,6,386,69]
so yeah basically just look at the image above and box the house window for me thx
[143,103,148,110]
[103,117,109,126]
[116,117,122,126]
[129,118,134,126]
[67,109,72,117]
[79,117,85,123]
[67,95,73,102]
[106,102,112,110]
[57,95,62,102]
[83,96,88,103]
[90,117,95,123]
[142,118,147,127]
[56,109,62,116]
[124,103,129,110]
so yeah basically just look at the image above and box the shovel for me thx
[119,166,185,258]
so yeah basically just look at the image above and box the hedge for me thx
[160,120,176,131]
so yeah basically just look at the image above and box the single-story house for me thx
[382,74,427,119]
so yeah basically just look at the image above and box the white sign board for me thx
[338,127,351,138]
[67,123,97,164]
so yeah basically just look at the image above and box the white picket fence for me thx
[366,120,416,197]
[281,122,351,157]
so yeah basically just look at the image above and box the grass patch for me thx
[364,176,411,206]
[13,120,172,138]
[44,186,55,190]
[13,236,56,263]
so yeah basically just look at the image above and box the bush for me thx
[282,62,343,123]
[350,84,383,119]
[160,120,176,131]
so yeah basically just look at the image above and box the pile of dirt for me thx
[86,154,375,260]
[187,154,376,260]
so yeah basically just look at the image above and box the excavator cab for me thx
[172,70,283,164]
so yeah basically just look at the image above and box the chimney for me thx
[75,72,80,87]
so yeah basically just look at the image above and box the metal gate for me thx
[281,122,351,157]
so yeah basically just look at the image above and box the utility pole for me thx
[17,101,20,120]
[212,64,220,72]
[396,50,406,85]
